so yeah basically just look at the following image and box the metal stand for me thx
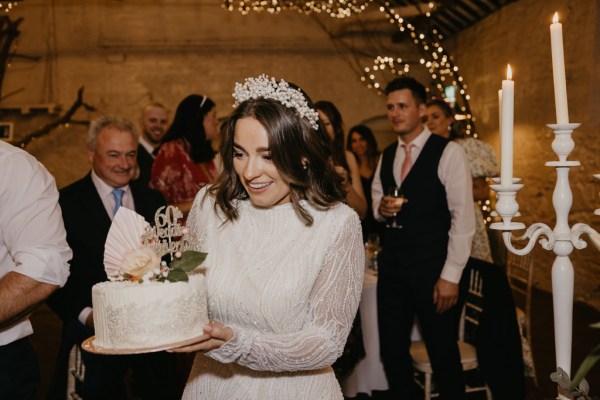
[490,122,599,399]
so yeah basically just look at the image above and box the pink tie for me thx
[400,143,414,182]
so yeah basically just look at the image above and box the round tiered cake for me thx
[92,273,208,350]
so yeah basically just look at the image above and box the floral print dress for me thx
[150,139,217,205]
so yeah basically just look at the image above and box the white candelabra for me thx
[491,12,600,399]
[490,122,600,399]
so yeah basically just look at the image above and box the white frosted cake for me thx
[92,273,208,350]
[88,206,209,352]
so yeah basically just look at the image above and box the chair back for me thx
[461,268,484,344]
[506,250,534,323]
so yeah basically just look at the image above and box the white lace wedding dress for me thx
[182,187,364,400]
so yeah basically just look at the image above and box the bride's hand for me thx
[168,321,234,353]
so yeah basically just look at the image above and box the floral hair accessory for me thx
[233,74,320,130]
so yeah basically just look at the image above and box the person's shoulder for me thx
[0,141,44,171]
[382,140,399,151]
[0,140,24,158]
[60,174,92,196]
[195,185,216,208]
[345,150,357,163]
[155,139,183,156]
[445,139,467,155]
[322,201,361,226]
[58,174,94,211]
[130,182,166,203]
[137,143,151,156]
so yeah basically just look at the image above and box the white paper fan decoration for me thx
[104,207,150,280]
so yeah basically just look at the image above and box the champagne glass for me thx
[386,186,405,229]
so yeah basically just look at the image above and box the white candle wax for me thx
[498,89,503,136]
[500,66,514,186]
[550,12,569,124]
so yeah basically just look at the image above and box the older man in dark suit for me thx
[46,115,178,400]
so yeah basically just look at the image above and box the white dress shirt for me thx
[371,127,475,283]
[0,141,72,345]
[90,170,135,220]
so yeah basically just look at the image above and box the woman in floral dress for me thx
[151,94,220,215]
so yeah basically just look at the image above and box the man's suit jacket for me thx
[136,143,154,187]
[47,172,166,322]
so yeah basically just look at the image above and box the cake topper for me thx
[104,206,206,283]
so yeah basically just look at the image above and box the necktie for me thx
[112,189,124,216]
[400,143,414,182]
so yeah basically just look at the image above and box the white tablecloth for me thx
[341,268,388,397]
[341,268,422,397]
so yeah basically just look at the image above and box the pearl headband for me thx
[232,75,320,130]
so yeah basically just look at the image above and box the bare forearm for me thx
[0,272,58,328]
[345,185,367,220]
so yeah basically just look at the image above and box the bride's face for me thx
[232,117,291,208]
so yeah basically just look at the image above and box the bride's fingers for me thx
[169,337,226,353]
[204,321,234,342]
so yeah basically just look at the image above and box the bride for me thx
[171,75,364,399]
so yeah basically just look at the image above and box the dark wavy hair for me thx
[158,94,215,163]
[314,100,350,173]
[426,98,463,140]
[346,124,379,173]
[209,97,345,226]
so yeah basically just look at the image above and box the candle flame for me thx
[553,12,559,24]
[507,64,512,80]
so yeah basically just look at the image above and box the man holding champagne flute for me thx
[371,77,475,400]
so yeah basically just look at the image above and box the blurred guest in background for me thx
[151,95,219,215]
[315,101,367,219]
[136,102,169,187]
[347,124,382,242]
[425,98,499,263]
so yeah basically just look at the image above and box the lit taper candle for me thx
[498,89,503,136]
[500,65,514,186]
[550,12,569,124]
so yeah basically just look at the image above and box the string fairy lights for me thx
[221,0,372,18]
[360,2,490,223]
[0,2,18,13]
[361,56,410,94]
[369,2,476,138]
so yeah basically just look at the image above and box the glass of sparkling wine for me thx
[386,186,404,229]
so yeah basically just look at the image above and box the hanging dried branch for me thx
[17,87,96,148]
[0,16,22,98]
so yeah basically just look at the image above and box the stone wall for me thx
[449,0,600,308]
[2,0,389,187]
[2,0,599,308]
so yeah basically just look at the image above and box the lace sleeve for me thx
[207,209,365,372]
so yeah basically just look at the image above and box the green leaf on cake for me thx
[166,268,189,282]
[170,251,207,272]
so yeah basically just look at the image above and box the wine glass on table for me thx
[386,185,405,229]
